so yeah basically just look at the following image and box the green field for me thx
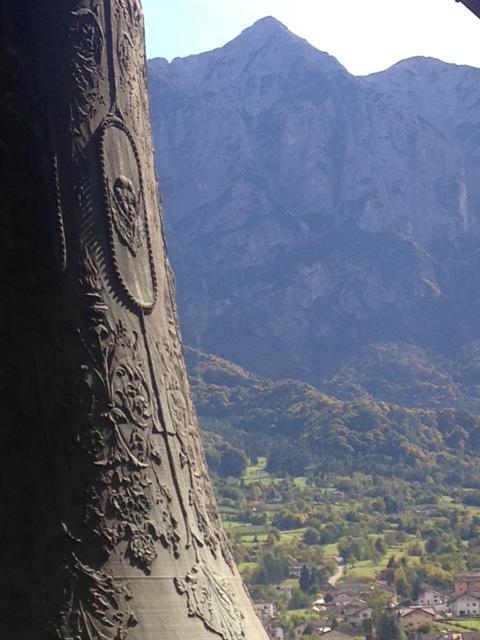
[344,536,423,580]
[321,543,339,557]
[437,618,480,632]
[243,458,275,485]
[278,528,308,544]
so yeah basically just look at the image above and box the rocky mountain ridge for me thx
[148,17,480,409]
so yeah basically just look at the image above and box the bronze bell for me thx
[0,2,267,638]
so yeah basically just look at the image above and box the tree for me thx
[369,590,389,627]
[362,618,373,640]
[375,537,387,555]
[272,509,305,530]
[252,549,289,585]
[394,566,412,601]
[303,528,320,546]
[267,528,281,545]
[309,566,328,594]
[338,536,363,563]
[299,565,310,593]
[425,535,439,554]
[376,612,407,640]
[288,588,310,610]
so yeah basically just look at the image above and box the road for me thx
[328,557,345,586]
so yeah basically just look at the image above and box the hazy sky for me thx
[142,0,480,75]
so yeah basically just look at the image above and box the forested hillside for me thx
[188,348,480,491]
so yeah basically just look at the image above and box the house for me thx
[333,580,389,601]
[451,592,480,617]
[289,565,304,578]
[312,598,326,613]
[345,607,373,625]
[265,625,284,640]
[335,581,370,595]
[293,623,320,639]
[290,564,323,579]
[343,599,368,612]
[334,594,366,608]
[293,623,308,638]
[293,620,335,638]
[253,601,276,619]
[399,607,436,630]
[455,571,480,594]
[416,584,449,612]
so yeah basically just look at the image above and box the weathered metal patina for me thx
[0,2,267,638]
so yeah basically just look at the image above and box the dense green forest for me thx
[188,348,480,491]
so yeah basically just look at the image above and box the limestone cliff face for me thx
[148,17,480,408]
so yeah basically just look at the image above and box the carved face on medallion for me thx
[112,175,144,255]
[99,116,157,312]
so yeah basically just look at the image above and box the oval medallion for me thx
[99,116,157,312]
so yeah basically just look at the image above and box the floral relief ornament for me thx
[68,2,105,151]
[79,254,180,573]
[54,554,138,640]
[175,562,245,640]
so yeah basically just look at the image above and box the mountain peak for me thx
[229,15,301,50]
[248,16,289,33]
[223,15,346,75]
[363,55,480,90]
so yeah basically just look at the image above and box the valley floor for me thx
[214,458,480,639]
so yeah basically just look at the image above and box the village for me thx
[207,454,480,640]
[252,569,480,640]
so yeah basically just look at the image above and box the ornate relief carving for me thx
[157,267,235,570]
[70,6,104,100]
[0,2,267,638]
[54,554,137,640]
[114,0,149,137]
[79,253,179,572]
[118,0,143,26]
[99,116,157,312]
[116,0,143,82]
[68,2,106,151]
[175,562,245,640]
[111,175,145,255]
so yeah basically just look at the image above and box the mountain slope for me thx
[148,18,480,409]
[186,347,480,486]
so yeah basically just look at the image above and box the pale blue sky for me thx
[142,0,480,75]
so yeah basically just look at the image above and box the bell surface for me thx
[0,2,268,639]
